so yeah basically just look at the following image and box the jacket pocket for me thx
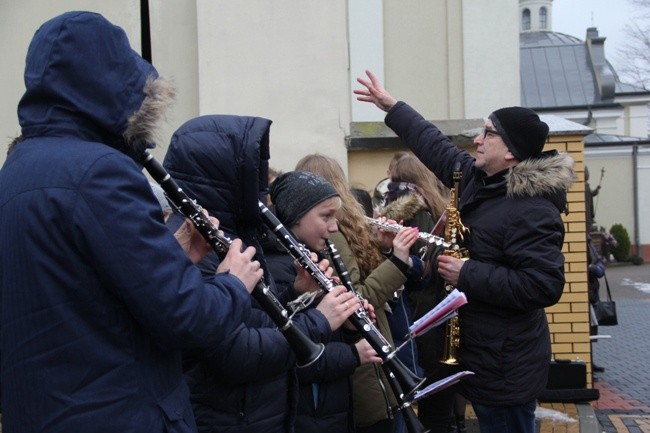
[158,385,196,432]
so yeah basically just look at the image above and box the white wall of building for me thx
[3,1,646,251]
[148,0,201,159]
[0,0,140,157]
[349,0,385,123]
[376,0,519,122]
[616,98,650,138]
[194,1,352,172]
[585,148,641,248]
[1,0,519,172]
[639,149,650,248]
[462,1,521,118]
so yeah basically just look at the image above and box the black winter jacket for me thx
[163,115,332,433]
[385,102,575,406]
[263,230,358,433]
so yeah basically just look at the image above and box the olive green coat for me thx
[326,231,407,428]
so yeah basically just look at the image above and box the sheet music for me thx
[410,370,474,402]
[408,288,467,337]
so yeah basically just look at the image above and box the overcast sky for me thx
[552,0,636,73]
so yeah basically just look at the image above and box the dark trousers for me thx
[416,384,456,433]
[472,399,536,433]
[356,418,395,433]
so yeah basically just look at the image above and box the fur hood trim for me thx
[124,76,176,154]
[506,151,576,199]
[377,193,428,222]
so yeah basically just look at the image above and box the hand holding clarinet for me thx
[142,150,325,367]
[172,211,262,293]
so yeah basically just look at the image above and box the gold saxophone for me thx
[440,166,469,366]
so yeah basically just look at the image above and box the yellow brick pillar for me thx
[543,128,594,386]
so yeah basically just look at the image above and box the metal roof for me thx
[520,31,648,109]
[585,133,650,146]
[520,31,600,109]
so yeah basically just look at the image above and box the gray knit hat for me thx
[270,171,339,226]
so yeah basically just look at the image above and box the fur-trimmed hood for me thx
[507,151,576,198]
[17,11,174,157]
[505,150,576,213]
[377,192,429,223]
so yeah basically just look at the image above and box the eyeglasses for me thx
[481,127,502,139]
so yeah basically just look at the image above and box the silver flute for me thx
[365,217,451,249]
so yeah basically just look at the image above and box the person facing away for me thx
[351,186,374,217]
[161,115,360,433]
[294,153,421,433]
[371,151,408,213]
[265,170,382,433]
[355,70,575,433]
[0,12,261,433]
[376,152,459,433]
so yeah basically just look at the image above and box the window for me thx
[522,8,531,31]
[540,7,547,29]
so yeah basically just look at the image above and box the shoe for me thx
[593,364,605,372]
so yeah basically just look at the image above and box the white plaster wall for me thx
[462,0,521,118]
[585,149,636,243]
[148,0,200,160]
[382,0,452,120]
[195,0,351,173]
[349,0,385,123]
[374,0,520,121]
[637,149,650,246]
[1,0,521,169]
[620,103,650,138]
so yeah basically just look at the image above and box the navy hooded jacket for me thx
[162,115,332,433]
[0,12,251,433]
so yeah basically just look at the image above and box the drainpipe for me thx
[632,144,641,259]
[141,0,151,63]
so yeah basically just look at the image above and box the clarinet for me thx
[326,240,430,433]
[258,200,425,400]
[141,150,324,367]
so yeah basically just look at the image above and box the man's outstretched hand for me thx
[354,70,398,112]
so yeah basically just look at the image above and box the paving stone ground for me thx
[463,263,650,433]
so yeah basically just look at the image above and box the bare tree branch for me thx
[615,1,650,88]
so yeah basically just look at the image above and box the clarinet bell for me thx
[384,355,427,400]
[386,366,431,433]
[295,340,325,368]
[284,323,325,368]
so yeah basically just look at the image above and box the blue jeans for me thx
[472,399,537,433]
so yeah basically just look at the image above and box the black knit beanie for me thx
[489,107,549,161]
[270,171,339,227]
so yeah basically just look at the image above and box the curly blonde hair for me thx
[295,153,383,279]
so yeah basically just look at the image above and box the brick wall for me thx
[543,133,594,385]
